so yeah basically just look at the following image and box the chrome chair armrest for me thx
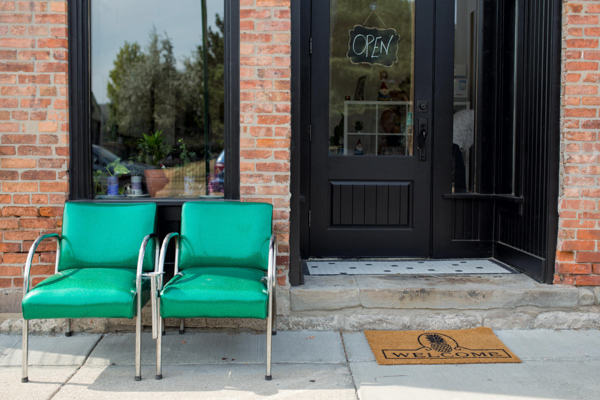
[136,233,159,294]
[267,234,277,300]
[23,233,60,297]
[135,233,158,342]
[152,232,178,340]
[159,232,180,286]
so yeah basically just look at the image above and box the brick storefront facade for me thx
[239,0,292,288]
[556,1,600,286]
[0,0,599,310]
[0,1,69,294]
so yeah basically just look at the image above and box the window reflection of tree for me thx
[104,16,225,165]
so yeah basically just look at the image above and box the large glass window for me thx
[91,0,226,198]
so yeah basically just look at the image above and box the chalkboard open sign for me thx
[346,25,400,67]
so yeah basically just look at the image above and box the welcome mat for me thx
[365,327,521,365]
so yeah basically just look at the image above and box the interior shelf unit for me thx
[343,100,411,156]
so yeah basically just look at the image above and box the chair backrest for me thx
[179,202,273,271]
[59,202,157,272]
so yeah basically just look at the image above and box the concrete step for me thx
[290,274,590,311]
[277,274,600,331]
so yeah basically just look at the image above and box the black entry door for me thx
[309,0,434,258]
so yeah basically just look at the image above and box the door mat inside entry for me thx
[304,259,514,275]
[365,327,522,365]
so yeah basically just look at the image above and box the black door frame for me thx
[289,0,561,285]
[289,0,311,286]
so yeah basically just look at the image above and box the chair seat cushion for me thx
[22,268,150,320]
[160,267,268,319]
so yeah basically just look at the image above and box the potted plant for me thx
[105,158,131,196]
[355,120,364,133]
[137,130,173,197]
[178,138,197,195]
[124,161,145,196]
[93,170,108,196]
[329,113,344,155]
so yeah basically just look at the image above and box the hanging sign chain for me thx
[362,2,388,28]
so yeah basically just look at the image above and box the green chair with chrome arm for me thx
[21,202,159,382]
[153,201,276,380]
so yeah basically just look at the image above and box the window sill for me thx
[71,197,230,206]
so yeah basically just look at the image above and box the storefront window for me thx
[91,0,226,198]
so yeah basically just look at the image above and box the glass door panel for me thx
[327,0,415,157]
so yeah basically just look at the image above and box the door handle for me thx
[417,118,428,161]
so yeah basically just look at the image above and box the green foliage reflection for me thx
[104,16,225,164]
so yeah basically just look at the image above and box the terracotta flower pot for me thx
[143,169,169,197]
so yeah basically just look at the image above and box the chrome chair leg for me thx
[65,318,72,337]
[265,316,273,380]
[156,306,163,380]
[179,318,185,334]
[265,302,273,380]
[22,319,29,383]
[272,293,277,336]
[135,314,142,381]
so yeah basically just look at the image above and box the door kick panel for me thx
[330,181,412,226]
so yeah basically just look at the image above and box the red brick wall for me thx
[0,1,68,292]
[556,1,600,286]
[239,0,291,287]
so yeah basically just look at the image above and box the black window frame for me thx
[68,0,240,201]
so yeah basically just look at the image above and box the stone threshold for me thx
[276,273,600,331]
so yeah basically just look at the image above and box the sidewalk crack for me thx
[340,332,360,400]
[48,334,104,399]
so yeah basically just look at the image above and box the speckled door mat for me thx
[365,327,521,365]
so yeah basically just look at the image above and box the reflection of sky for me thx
[91,0,223,104]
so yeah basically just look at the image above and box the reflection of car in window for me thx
[92,145,154,172]
[209,150,225,194]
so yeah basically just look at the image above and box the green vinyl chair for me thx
[21,202,159,382]
[153,201,276,380]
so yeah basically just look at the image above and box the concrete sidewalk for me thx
[1,329,600,399]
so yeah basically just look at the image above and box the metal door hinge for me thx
[308,210,312,227]
[309,37,312,55]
